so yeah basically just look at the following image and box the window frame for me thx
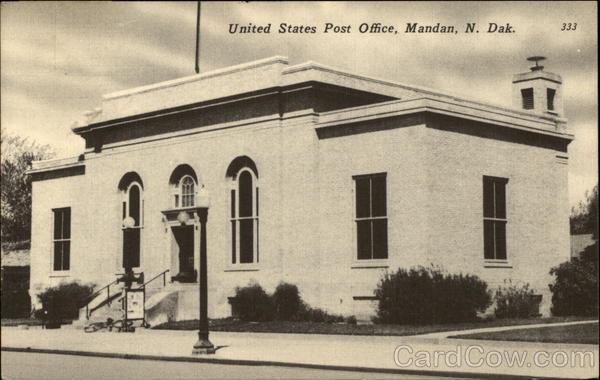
[124,181,144,228]
[521,88,534,110]
[229,167,259,268]
[179,175,196,208]
[352,172,389,266]
[122,181,143,269]
[547,88,556,111]
[483,175,509,265]
[52,207,71,272]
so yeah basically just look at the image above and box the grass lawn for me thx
[0,318,44,327]
[153,316,596,337]
[449,322,599,344]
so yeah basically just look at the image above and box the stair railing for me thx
[138,269,170,290]
[84,279,119,319]
[82,269,169,320]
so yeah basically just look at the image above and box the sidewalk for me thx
[417,319,599,340]
[1,321,598,379]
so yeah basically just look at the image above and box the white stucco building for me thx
[28,56,572,321]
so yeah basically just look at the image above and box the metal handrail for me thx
[84,279,119,319]
[83,269,169,320]
[138,269,170,289]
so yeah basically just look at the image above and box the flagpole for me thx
[195,1,201,74]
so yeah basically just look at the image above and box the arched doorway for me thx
[163,164,200,283]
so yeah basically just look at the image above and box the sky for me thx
[1,1,597,206]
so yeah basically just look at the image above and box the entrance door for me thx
[173,226,195,281]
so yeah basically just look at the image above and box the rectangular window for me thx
[354,173,388,260]
[521,88,534,110]
[53,207,71,271]
[483,176,508,261]
[547,88,556,111]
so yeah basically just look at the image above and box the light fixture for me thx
[177,211,190,225]
[197,186,210,209]
[122,216,135,229]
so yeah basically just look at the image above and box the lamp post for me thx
[192,187,215,354]
[119,216,144,332]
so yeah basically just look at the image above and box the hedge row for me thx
[234,282,350,323]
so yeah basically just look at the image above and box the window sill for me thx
[224,265,260,272]
[49,272,71,278]
[114,268,141,276]
[351,260,389,269]
[353,296,379,301]
[484,260,512,268]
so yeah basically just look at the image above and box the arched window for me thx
[126,182,142,227]
[231,168,259,264]
[118,173,144,269]
[169,164,198,208]
[180,175,196,207]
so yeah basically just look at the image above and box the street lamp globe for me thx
[122,216,135,229]
[197,186,210,208]
[177,211,190,225]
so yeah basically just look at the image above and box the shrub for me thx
[549,241,599,317]
[494,281,540,319]
[299,307,343,323]
[295,302,311,321]
[346,315,357,325]
[306,307,326,322]
[235,282,274,321]
[324,311,344,324]
[1,290,31,318]
[234,281,346,323]
[374,265,491,325]
[36,281,95,321]
[272,282,302,321]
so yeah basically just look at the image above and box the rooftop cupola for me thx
[512,56,563,116]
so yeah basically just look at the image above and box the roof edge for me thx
[103,56,289,101]
[317,97,573,141]
[28,155,85,175]
[284,60,567,125]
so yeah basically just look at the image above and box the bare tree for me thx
[1,130,55,244]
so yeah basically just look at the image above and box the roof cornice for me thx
[317,97,572,141]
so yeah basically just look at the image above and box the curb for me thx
[1,346,570,380]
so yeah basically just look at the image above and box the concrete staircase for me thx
[73,291,124,329]
[76,269,173,329]
[145,290,178,327]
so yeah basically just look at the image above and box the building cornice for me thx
[27,155,86,181]
[317,97,573,141]
[283,60,568,124]
[27,155,85,175]
[72,81,390,136]
[72,87,284,135]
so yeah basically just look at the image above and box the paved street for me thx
[1,323,598,379]
[1,352,467,380]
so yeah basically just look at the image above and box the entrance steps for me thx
[73,295,125,329]
[73,285,184,329]
[145,290,178,327]
[76,270,199,329]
